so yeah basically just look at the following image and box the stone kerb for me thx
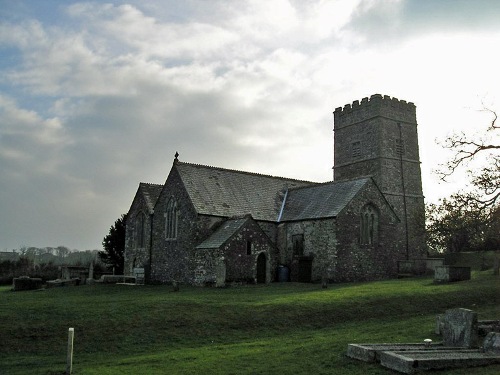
[100,275,136,284]
[442,308,479,348]
[349,309,500,373]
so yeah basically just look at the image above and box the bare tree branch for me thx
[437,109,499,208]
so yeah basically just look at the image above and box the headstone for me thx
[435,314,444,335]
[172,281,179,292]
[435,266,471,282]
[133,267,145,284]
[215,258,226,288]
[12,276,43,291]
[483,332,500,354]
[443,308,479,348]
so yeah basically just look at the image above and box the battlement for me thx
[334,94,416,128]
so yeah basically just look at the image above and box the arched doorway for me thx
[256,253,267,284]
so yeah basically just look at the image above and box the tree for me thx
[428,107,500,254]
[439,107,499,208]
[99,214,127,274]
[426,195,494,253]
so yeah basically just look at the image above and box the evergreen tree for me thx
[99,214,127,274]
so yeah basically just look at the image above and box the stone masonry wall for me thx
[334,181,403,282]
[150,165,225,284]
[124,193,152,278]
[224,219,275,283]
[194,219,276,285]
[333,94,426,261]
[283,218,337,282]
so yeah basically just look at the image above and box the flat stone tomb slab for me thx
[379,349,500,374]
[346,343,456,363]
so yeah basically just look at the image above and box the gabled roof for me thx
[138,182,163,214]
[196,217,249,249]
[174,161,315,221]
[279,178,371,221]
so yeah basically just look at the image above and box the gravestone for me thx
[435,314,444,335]
[434,266,471,282]
[12,276,43,291]
[483,332,500,354]
[133,267,145,284]
[443,308,479,348]
[215,259,226,288]
[88,262,94,280]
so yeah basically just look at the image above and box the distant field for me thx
[1,272,499,375]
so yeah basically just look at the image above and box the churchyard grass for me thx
[1,271,499,374]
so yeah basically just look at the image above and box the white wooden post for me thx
[66,328,74,375]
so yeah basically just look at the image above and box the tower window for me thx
[246,241,252,255]
[351,141,361,158]
[395,139,404,156]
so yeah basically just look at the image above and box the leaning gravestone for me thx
[443,308,479,348]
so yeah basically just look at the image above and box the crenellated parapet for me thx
[334,94,416,128]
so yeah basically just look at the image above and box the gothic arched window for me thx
[360,204,378,245]
[165,197,179,239]
[136,212,146,248]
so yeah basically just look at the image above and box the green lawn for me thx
[1,272,499,374]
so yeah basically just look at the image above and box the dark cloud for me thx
[346,0,500,46]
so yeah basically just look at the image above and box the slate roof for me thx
[196,217,249,249]
[175,162,315,221]
[279,178,371,221]
[138,182,163,214]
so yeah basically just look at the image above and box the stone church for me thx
[124,94,426,285]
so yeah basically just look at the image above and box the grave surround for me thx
[347,308,500,373]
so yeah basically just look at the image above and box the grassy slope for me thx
[1,272,499,375]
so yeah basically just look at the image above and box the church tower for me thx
[333,94,426,259]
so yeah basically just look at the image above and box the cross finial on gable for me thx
[174,151,179,162]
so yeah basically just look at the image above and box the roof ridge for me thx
[176,161,316,184]
[288,176,369,192]
[139,182,162,187]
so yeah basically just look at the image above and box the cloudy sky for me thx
[1,0,500,251]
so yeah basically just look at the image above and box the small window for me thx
[352,141,361,158]
[246,241,252,255]
[165,197,179,239]
[292,234,304,256]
